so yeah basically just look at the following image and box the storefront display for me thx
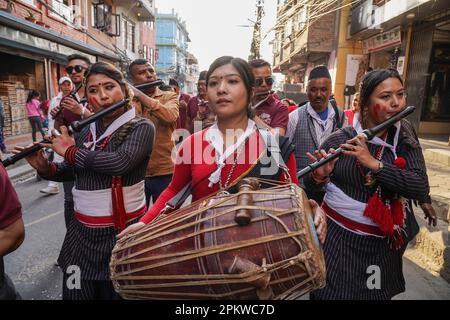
[424,44,450,121]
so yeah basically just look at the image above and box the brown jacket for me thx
[134,88,179,177]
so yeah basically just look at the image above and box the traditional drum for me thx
[110,178,326,300]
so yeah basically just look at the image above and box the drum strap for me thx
[257,127,290,179]
[163,128,291,213]
[163,174,211,213]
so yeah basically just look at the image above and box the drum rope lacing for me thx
[111,182,326,299]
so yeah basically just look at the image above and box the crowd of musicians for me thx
[0,52,438,300]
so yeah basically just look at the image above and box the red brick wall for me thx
[140,22,156,60]
[308,12,337,53]
[1,0,87,42]
[0,0,119,55]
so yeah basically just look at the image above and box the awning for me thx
[0,11,119,62]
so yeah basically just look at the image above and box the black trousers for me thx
[62,273,121,300]
[144,174,172,208]
[62,181,75,228]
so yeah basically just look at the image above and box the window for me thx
[72,0,87,28]
[150,48,155,65]
[121,17,136,53]
[20,0,35,6]
[92,1,111,29]
[51,0,74,23]
[284,19,292,36]
[92,1,120,36]
[129,24,135,52]
[297,6,307,31]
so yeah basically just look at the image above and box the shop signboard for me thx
[363,26,401,53]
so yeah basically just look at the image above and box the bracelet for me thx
[80,106,86,120]
[64,145,77,165]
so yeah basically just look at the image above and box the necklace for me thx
[218,140,246,192]
[356,132,387,187]
[87,130,113,151]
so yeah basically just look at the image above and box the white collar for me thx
[206,119,256,187]
[306,102,335,125]
[84,107,135,150]
[352,113,401,158]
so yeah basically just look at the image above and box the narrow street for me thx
[4,174,450,300]
[0,0,449,303]
[4,177,64,300]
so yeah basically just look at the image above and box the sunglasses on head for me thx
[255,77,274,87]
[65,65,85,74]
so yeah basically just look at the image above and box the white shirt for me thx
[205,119,256,187]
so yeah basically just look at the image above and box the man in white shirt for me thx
[40,76,73,195]
[286,65,346,203]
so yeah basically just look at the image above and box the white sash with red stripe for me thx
[324,183,384,237]
[73,181,145,227]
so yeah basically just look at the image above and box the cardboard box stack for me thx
[0,95,11,136]
[0,74,36,137]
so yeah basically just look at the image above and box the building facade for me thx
[155,9,192,89]
[184,52,198,95]
[347,0,450,134]
[272,0,338,92]
[272,0,450,134]
[0,0,156,137]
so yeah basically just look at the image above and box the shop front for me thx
[422,38,450,123]
[0,10,116,137]
[364,26,405,72]
[406,17,450,134]
[0,49,44,137]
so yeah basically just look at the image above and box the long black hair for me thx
[206,56,255,118]
[26,90,40,103]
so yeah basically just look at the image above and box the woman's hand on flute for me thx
[41,126,75,157]
[341,135,380,171]
[13,145,50,174]
[117,222,146,239]
[306,148,338,183]
[309,199,327,245]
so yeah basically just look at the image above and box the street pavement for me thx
[4,176,64,300]
[4,174,450,300]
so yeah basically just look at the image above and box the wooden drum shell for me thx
[110,181,326,300]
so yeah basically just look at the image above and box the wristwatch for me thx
[373,161,384,174]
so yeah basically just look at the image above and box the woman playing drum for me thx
[305,69,432,299]
[15,62,155,299]
[120,56,326,244]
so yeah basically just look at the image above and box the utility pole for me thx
[249,0,264,61]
